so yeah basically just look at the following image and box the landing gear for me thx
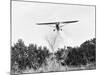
[53,29,55,31]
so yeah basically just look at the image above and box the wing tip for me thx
[76,20,79,22]
[36,23,41,25]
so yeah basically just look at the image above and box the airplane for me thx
[36,20,79,31]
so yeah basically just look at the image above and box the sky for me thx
[12,1,95,52]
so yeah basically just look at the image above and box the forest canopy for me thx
[11,38,96,73]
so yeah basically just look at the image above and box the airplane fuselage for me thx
[56,22,60,31]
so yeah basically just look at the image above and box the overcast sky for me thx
[12,1,95,52]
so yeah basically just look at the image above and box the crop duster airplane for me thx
[36,20,79,31]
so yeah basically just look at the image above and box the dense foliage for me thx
[11,38,96,72]
[55,38,96,66]
[11,39,50,71]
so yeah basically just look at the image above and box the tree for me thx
[55,38,96,66]
[11,39,28,70]
[80,38,96,63]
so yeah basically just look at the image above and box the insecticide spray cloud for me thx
[45,31,63,53]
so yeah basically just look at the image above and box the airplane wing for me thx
[60,25,65,27]
[36,20,79,25]
[36,22,57,25]
[61,20,79,24]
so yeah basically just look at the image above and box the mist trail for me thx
[45,30,65,71]
[45,31,64,53]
